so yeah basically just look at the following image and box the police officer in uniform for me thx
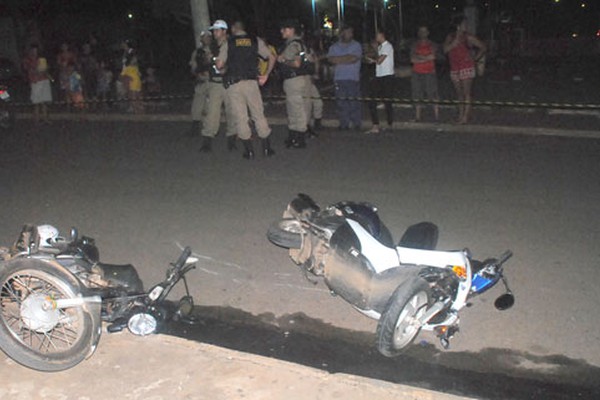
[188,31,212,137]
[278,19,311,149]
[216,21,276,159]
[200,20,237,153]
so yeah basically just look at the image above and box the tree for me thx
[190,0,210,48]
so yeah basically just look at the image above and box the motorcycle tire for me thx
[0,109,15,131]
[0,258,101,372]
[376,277,432,357]
[267,219,304,249]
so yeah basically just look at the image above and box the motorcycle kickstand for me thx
[301,262,319,286]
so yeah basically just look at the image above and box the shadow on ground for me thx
[165,306,600,400]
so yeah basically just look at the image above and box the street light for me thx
[336,0,345,28]
[398,0,403,41]
[311,0,317,30]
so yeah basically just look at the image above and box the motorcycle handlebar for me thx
[174,246,192,270]
[497,250,513,266]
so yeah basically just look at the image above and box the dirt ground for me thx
[0,332,469,400]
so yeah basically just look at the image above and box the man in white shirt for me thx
[365,30,395,134]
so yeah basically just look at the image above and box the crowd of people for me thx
[20,9,486,147]
[188,12,486,159]
[21,37,162,123]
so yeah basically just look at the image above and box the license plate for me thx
[0,91,9,100]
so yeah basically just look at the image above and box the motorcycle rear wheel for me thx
[0,258,101,371]
[376,277,431,357]
[267,219,304,249]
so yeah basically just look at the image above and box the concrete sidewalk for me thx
[16,106,600,140]
[0,333,470,400]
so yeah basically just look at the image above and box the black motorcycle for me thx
[0,225,196,371]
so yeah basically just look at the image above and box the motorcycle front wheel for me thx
[0,258,101,371]
[376,277,432,357]
[266,219,304,249]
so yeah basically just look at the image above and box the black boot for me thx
[227,136,237,151]
[314,118,322,131]
[285,130,297,148]
[307,125,318,138]
[295,131,307,148]
[188,121,200,137]
[199,136,212,153]
[242,140,255,160]
[285,130,306,149]
[262,138,275,157]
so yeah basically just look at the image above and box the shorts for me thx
[30,80,52,104]
[411,73,438,100]
[450,67,476,82]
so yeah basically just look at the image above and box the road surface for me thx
[0,120,599,397]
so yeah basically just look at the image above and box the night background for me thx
[1,0,599,72]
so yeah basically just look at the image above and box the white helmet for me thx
[37,224,59,247]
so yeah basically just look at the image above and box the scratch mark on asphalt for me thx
[198,267,219,276]
[274,283,330,293]
[175,242,246,271]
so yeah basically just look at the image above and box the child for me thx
[143,66,161,96]
[96,60,113,108]
[120,54,143,113]
[66,62,85,110]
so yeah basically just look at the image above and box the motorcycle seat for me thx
[398,222,439,250]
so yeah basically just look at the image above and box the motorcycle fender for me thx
[323,249,373,309]
[366,266,422,313]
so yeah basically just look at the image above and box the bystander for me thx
[327,26,362,130]
[443,15,486,124]
[365,30,395,134]
[410,26,439,122]
[22,44,52,124]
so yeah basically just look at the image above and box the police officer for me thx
[217,21,276,159]
[200,20,237,153]
[188,31,212,137]
[278,19,311,149]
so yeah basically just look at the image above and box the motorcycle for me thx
[0,224,197,371]
[267,194,515,356]
[0,85,15,131]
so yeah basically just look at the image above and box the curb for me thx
[0,332,473,400]
[16,112,600,140]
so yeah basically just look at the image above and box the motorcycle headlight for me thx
[128,313,157,336]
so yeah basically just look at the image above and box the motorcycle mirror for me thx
[70,227,78,242]
[176,296,194,318]
[494,293,515,311]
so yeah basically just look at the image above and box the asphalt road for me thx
[1,121,599,394]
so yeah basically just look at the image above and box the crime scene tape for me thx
[5,93,600,111]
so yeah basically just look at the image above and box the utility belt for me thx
[223,76,254,89]
[281,69,309,81]
[209,76,223,84]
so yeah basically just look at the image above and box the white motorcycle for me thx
[267,194,515,356]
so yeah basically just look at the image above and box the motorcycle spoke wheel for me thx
[0,259,101,371]
[0,270,85,355]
